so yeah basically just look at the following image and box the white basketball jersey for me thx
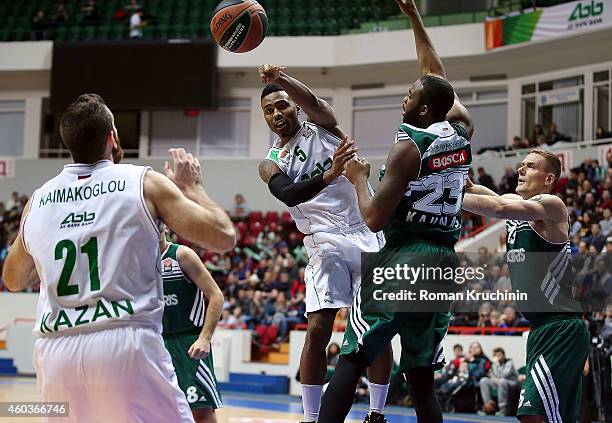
[23,160,164,338]
[265,121,366,234]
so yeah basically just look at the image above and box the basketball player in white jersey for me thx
[258,65,392,423]
[2,94,236,422]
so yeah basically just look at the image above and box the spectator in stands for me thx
[493,264,511,292]
[431,343,461,389]
[327,342,340,367]
[81,0,100,26]
[31,10,49,40]
[596,125,611,140]
[6,192,19,211]
[583,258,612,311]
[533,124,544,144]
[498,306,529,333]
[53,3,69,26]
[477,167,497,192]
[546,122,571,144]
[231,194,250,219]
[498,165,518,194]
[129,10,145,39]
[124,0,142,13]
[463,341,490,382]
[477,246,496,269]
[438,361,470,396]
[601,237,612,268]
[584,223,606,252]
[599,209,612,237]
[511,136,528,150]
[479,347,519,416]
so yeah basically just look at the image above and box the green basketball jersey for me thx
[505,220,582,324]
[161,243,205,337]
[379,121,472,246]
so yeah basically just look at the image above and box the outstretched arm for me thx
[345,141,419,232]
[177,246,224,360]
[396,0,474,138]
[259,64,344,139]
[463,193,568,221]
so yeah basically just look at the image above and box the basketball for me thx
[210,0,268,53]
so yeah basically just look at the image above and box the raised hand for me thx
[394,0,419,16]
[323,136,358,184]
[164,148,203,192]
[344,156,371,185]
[259,64,287,84]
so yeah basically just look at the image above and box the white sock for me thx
[368,382,389,414]
[302,384,323,422]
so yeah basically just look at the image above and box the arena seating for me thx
[0,0,578,42]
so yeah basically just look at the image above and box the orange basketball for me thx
[210,0,267,53]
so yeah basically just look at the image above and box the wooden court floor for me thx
[0,377,510,423]
[0,377,358,423]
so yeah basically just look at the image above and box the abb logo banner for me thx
[429,150,468,171]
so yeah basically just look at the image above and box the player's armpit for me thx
[144,170,235,253]
[357,141,419,232]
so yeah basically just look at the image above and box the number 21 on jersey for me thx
[55,237,101,297]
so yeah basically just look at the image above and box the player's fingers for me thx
[187,152,195,164]
[188,345,195,358]
[169,148,181,164]
[177,148,187,162]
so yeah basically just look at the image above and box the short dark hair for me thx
[493,347,505,355]
[60,94,113,163]
[261,83,284,100]
[453,344,463,350]
[419,75,455,122]
[529,148,562,188]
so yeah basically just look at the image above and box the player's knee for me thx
[192,407,216,423]
[305,311,335,346]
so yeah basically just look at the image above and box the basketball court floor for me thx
[0,376,515,422]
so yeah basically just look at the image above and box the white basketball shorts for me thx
[33,326,194,423]
[302,225,383,313]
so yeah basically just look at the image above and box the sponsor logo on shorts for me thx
[523,401,531,407]
[429,149,468,171]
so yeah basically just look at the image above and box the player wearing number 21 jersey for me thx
[2,94,235,422]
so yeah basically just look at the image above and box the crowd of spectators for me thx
[30,1,147,40]
[510,122,574,150]
[0,191,31,292]
[3,146,612,342]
